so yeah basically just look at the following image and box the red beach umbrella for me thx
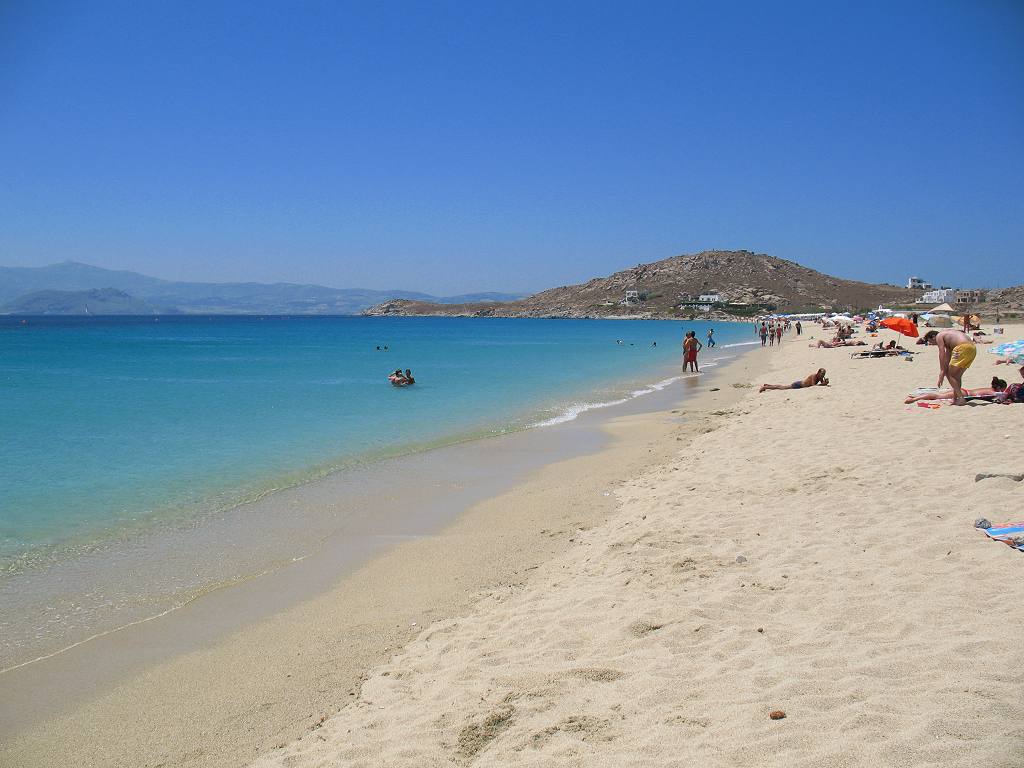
[880,317,919,337]
[879,316,919,348]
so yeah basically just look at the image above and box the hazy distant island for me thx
[0,261,522,316]
[363,249,1019,319]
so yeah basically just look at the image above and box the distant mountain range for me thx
[363,250,923,318]
[2,287,160,315]
[0,261,522,315]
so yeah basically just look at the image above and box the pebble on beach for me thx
[769,710,786,720]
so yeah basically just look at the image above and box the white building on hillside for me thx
[919,287,957,304]
[907,276,932,290]
[698,292,722,303]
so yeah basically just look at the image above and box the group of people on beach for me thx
[756,312,1022,407]
[758,320,792,346]
[681,328,720,372]
[682,331,702,372]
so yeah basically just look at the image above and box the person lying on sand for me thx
[904,377,1007,403]
[810,339,866,348]
[873,340,902,351]
[759,369,829,393]
[997,382,1024,404]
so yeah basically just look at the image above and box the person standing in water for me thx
[706,328,715,348]
[683,331,702,373]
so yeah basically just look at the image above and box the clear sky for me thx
[1,1,1021,294]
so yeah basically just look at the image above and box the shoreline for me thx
[0,344,768,767]
[2,318,741,674]
[248,323,1024,768]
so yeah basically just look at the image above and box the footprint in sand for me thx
[569,667,625,682]
[456,705,514,759]
[531,715,614,748]
[628,619,665,637]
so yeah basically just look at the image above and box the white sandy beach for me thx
[4,328,1023,768]
[248,325,1024,767]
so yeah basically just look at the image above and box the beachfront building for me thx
[955,289,986,305]
[676,291,724,312]
[907,276,932,291]
[918,287,957,304]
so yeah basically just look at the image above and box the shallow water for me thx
[0,315,757,667]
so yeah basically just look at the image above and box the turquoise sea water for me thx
[0,316,759,667]
[0,316,754,571]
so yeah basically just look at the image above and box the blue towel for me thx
[983,523,1024,552]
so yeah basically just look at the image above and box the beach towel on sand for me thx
[981,523,1024,552]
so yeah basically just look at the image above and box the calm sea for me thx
[0,315,757,667]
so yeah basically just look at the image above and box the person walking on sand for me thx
[922,329,977,405]
[706,328,715,348]
[795,320,802,336]
[760,322,768,346]
[775,325,783,345]
[768,322,775,347]
[683,331,702,373]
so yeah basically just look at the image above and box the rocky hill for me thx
[979,285,1024,315]
[363,250,918,319]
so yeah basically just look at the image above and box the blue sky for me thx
[1,1,1021,294]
